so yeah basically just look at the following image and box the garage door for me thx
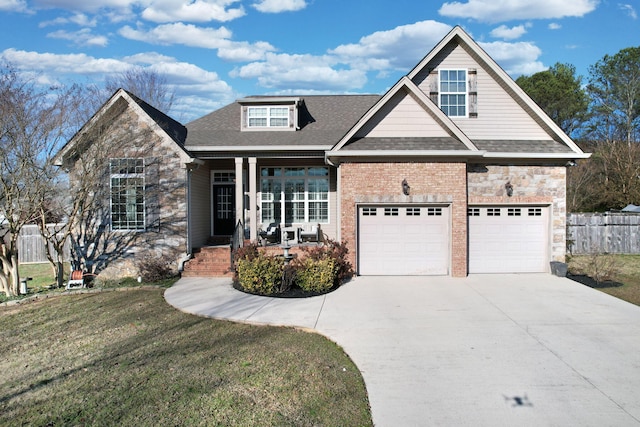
[358,206,449,275]
[468,206,549,273]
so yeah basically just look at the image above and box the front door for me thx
[213,184,235,235]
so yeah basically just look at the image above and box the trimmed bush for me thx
[236,253,283,295]
[300,239,353,286]
[295,257,336,293]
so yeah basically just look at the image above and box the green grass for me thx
[568,254,640,306]
[0,289,372,426]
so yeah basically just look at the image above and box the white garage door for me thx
[468,206,549,273]
[358,206,449,275]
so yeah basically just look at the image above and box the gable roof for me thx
[55,89,196,167]
[327,26,589,165]
[184,95,380,155]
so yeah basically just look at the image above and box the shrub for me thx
[136,255,176,282]
[295,257,336,293]
[300,239,353,285]
[233,242,260,267]
[236,253,283,295]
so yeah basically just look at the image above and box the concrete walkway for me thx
[164,274,640,426]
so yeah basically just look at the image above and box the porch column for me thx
[234,157,244,231]
[248,158,258,241]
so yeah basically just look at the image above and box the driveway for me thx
[164,274,640,426]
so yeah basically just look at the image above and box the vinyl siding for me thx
[413,42,551,141]
[355,90,450,139]
[189,162,211,249]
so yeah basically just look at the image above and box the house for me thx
[56,26,588,278]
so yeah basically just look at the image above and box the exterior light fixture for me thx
[402,178,410,196]
[505,181,513,197]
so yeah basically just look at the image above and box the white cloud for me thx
[40,12,97,27]
[479,41,546,75]
[439,0,599,23]
[0,47,234,121]
[231,52,368,91]
[47,28,109,46]
[119,23,276,61]
[119,23,233,48]
[619,3,638,19]
[141,0,245,23]
[330,20,452,70]
[548,22,562,30]
[252,0,307,13]
[490,24,529,40]
[0,0,29,12]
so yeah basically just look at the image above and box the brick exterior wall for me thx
[467,164,567,262]
[339,162,468,277]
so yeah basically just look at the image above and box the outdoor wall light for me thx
[505,181,513,197]
[402,178,410,196]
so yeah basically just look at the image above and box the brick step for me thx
[182,246,234,278]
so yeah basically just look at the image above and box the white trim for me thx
[484,152,592,159]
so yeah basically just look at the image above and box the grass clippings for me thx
[0,289,372,426]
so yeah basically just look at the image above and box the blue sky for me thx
[0,0,637,122]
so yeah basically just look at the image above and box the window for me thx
[260,167,329,224]
[384,208,399,216]
[248,106,289,128]
[427,208,443,216]
[362,207,377,216]
[110,158,145,230]
[439,69,467,117]
[528,208,542,216]
[468,207,480,216]
[508,208,522,216]
[487,208,501,216]
[406,208,421,216]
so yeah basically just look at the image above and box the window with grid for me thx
[439,69,467,117]
[248,106,289,128]
[468,207,480,216]
[110,158,145,230]
[260,167,329,224]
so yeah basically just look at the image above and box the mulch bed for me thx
[567,273,623,289]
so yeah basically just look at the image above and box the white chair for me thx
[298,224,320,243]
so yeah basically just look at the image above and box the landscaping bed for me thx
[568,254,640,306]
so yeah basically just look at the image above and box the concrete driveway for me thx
[164,274,640,426]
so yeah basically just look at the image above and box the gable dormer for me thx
[238,97,300,131]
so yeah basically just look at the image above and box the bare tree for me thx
[0,63,71,296]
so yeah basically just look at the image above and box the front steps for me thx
[182,246,234,277]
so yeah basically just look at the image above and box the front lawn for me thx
[0,289,372,426]
[568,254,640,306]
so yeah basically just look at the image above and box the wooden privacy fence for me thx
[18,224,71,264]
[567,213,640,254]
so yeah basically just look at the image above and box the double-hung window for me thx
[110,158,145,230]
[439,69,467,117]
[247,106,289,128]
[260,167,329,224]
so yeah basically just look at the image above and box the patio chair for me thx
[258,223,281,245]
[298,223,321,243]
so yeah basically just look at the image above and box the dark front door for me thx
[213,185,235,235]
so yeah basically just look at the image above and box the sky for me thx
[0,0,638,123]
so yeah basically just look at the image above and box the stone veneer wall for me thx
[339,162,468,277]
[73,104,188,280]
[467,164,567,263]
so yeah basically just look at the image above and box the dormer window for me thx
[240,97,300,131]
[439,69,467,117]
[248,106,289,128]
